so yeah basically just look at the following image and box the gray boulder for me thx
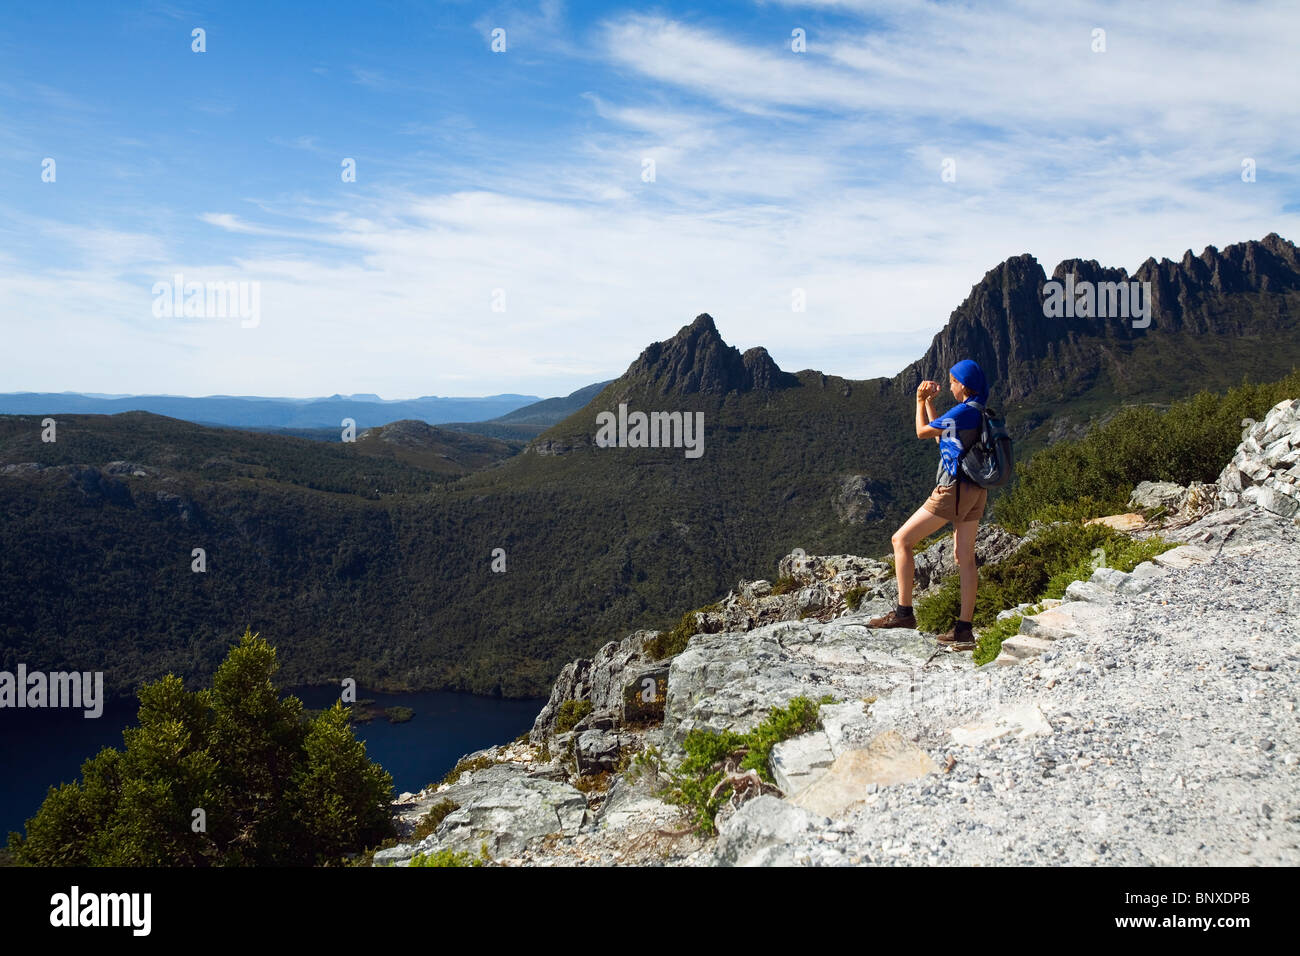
[714,795,830,866]
[596,767,673,830]
[575,729,625,774]
[1216,398,1300,518]
[662,615,971,753]
[530,659,592,742]
[1128,480,1187,511]
[374,763,588,864]
[531,630,664,741]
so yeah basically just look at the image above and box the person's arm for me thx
[915,382,943,439]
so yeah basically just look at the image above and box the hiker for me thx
[867,359,990,648]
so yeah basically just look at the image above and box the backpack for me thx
[957,399,1015,489]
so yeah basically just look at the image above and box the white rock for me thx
[771,731,836,795]
[951,702,1053,746]
[1090,566,1130,590]
[1152,545,1214,569]
[1064,580,1111,603]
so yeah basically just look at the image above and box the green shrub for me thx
[656,695,834,834]
[996,371,1300,531]
[915,523,1177,633]
[439,754,497,786]
[648,602,720,659]
[843,585,869,610]
[410,799,460,842]
[409,847,482,867]
[8,629,394,866]
[384,706,415,724]
[553,699,593,734]
[770,576,800,596]
[971,614,1024,666]
[1041,534,1176,602]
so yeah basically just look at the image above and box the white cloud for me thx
[2,0,1297,399]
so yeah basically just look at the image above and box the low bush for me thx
[971,614,1024,666]
[410,799,460,842]
[553,699,592,734]
[652,695,834,834]
[573,772,613,794]
[770,576,800,596]
[648,602,720,659]
[915,522,1176,633]
[439,754,497,786]
[409,847,483,867]
[843,585,870,610]
[995,370,1300,531]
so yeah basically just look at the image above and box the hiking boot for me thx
[937,622,976,649]
[866,606,916,629]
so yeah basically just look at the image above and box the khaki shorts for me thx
[923,479,987,524]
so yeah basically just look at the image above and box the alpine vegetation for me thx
[594,403,705,458]
[0,666,103,718]
[7,630,395,866]
[1041,275,1151,328]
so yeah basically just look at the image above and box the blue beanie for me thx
[949,359,988,404]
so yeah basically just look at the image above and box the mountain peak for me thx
[620,313,797,395]
[900,233,1300,403]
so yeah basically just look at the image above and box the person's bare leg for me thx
[953,519,979,621]
[892,507,948,607]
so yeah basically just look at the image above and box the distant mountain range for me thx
[440,381,616,442]
[2,234,1297,700]
[0,391,544,431]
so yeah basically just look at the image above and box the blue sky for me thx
[1,0,1297,399]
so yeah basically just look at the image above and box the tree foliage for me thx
[7,629,394,866]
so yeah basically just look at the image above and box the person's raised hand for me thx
[916,380,940,401]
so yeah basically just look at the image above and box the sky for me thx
[1,0,1297,400]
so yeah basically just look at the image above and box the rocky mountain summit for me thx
[899,233,1300,404]
[372,399,1300,867]
[619,314,799,397]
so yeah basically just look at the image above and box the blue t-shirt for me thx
[928,402,984,481]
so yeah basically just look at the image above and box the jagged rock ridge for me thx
[900,233,1300,403]
[620,314,799,396]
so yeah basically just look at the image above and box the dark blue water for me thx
[0,687,543,839]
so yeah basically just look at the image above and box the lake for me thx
[0,686,544,839]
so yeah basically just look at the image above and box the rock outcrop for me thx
[530,551,901,742]
[1217,399,1300,518]
[621,314,799,396]
[897,234,1300,403]
[529,630,668,741]
[663,609,972,753]
[910,524,1024,594]
[375,760,589,865]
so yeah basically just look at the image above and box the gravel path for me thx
[733,510,1300,866]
